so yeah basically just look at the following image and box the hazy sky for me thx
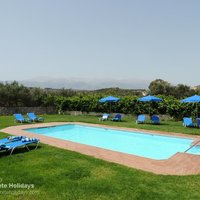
[0,0,200,88]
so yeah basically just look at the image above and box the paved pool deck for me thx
[2,122,200,175]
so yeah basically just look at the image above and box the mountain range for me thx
[17,78,150,90]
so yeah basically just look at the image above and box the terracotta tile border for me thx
[1,122,200,175]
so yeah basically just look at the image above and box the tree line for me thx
[0,80,199,119]
[55,94,199,120]
[148,79,199,98]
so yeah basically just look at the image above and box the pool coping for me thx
[2,122,200,175]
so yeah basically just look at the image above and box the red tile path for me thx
[2,122,200,175]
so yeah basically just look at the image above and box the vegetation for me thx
[88,87,146,96]
[148,79,196,98]
[0,80,199,120]
[55,95,200,120]
[0,115,200,200]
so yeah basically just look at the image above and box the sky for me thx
[0,0,200,89]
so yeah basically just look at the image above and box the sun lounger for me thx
[197,118,200,128]
[0,136,26,145]
[112,114,122,121]
[99,113,109,121]
[27,113,44,122]
[183,117,195,127]
[151,115,160,124]
[0,137,39,155]
[136,114,146,124]
[14,114,31,123]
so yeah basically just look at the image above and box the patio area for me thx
[2,122,200,175]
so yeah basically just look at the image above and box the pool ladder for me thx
[184,139,200,153]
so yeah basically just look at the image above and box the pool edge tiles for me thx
[2,122,200,175]
[25,124,194,160]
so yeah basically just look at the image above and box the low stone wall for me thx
[63,111,172,120]
[63,111,130,117]
[63,111,102,116]
[0,108,172,120]
[0,107,57,115]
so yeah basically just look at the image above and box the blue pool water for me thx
[187,146,200,155]
[25,124,195,160]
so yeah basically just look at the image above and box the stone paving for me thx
[2,122,200,175]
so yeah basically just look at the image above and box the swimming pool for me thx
[26,124,195,160]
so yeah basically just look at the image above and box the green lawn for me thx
[0,114,200,200]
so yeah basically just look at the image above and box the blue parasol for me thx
[180,95,200,103]
[180,95,200,118]
[99,96,120,113]
[138,95,162,116]
[138,95,162,102]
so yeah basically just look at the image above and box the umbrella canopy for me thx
[180,95,200,103]
[99,96,120,113]
[99,96,120,103]
[180,95,200,118]
[138,95,162,102]
[138,95,162,116]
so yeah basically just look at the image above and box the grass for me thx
[0,114,200,200]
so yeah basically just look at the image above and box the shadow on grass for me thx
[184,126,200,129]
[0,145,41,158]
[136,122,168,126]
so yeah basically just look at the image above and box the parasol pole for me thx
[149,102,151,117]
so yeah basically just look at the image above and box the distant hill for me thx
[40,87,147,97]
[16,77,150,90]
[88,87,147,96]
